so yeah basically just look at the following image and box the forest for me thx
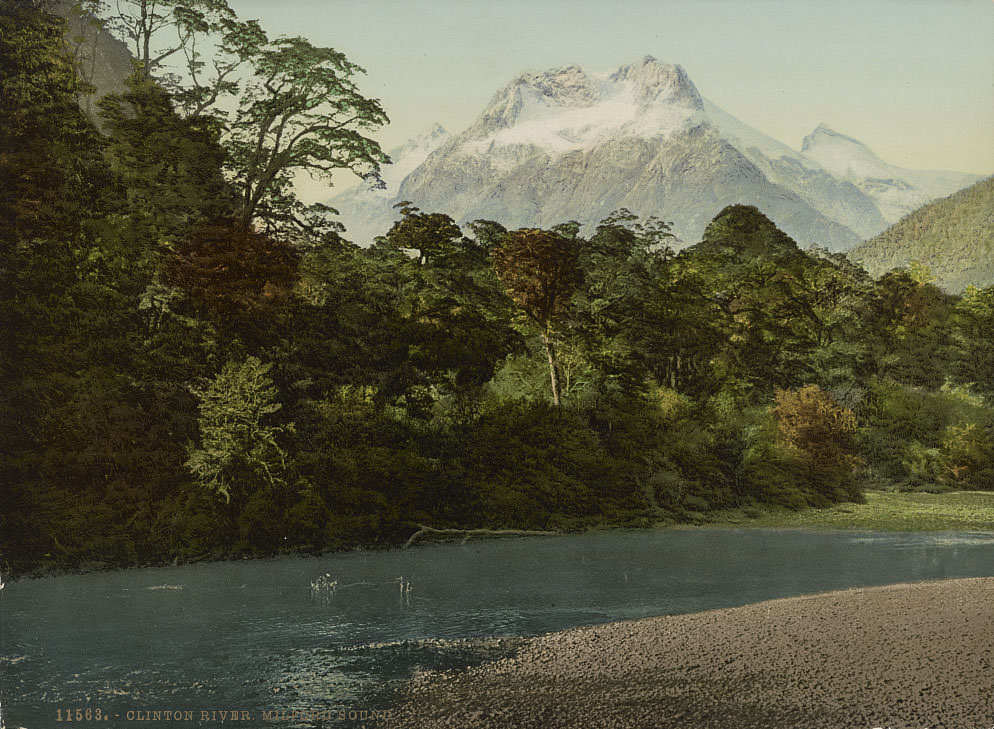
[2,0,993,575]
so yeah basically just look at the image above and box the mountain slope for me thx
[328,123,450,243]
[400,118,861,249]
[49,1,133,124]
[848,176,994,293]
[703,102,889,239]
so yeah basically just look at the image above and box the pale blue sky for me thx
[231,0,993,195]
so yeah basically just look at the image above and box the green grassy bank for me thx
[691,490,994,531]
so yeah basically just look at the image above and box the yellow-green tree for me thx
[942,423,994,489]
[186,356,291,504]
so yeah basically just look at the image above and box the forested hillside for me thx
[849,176,994,293]
[2,1,993,576]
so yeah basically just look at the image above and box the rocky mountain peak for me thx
[522,64,600,106]
[802,124,868,153]
[400,122,449,152]
[464,57,706,148]
[801,123,889,181]
[609,56,703,109]
[468,65,599,137]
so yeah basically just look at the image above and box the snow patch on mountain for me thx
[802,124,892,180]
[461,57,706,159]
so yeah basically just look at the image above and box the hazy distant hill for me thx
[49,0,134,123]
[848,176,994,293]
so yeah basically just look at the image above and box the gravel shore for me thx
[383,578,994,729]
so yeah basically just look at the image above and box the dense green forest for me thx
[2,1,993,576]
[850,176,994,294]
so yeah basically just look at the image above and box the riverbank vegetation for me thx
[2,1,993,576]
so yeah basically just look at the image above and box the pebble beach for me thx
[384,578,994,729]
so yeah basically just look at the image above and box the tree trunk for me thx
[140,1,151,78]
[541,329,562,407]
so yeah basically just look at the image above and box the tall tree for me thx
[571,209,676,401]
[491,228,583,406]
[227,35,389,234]
[96,0,235,81]
[950,285,994,401]
[91,0,388,235]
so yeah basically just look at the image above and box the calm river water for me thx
[2,528,994,728]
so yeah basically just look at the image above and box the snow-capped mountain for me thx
[801,124,979,223]
[329,57,979,249]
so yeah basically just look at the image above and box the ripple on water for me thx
[847,531,994,549]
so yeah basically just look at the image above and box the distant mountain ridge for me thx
[848,176,994,293]
[330,57,980,248]
[700,101,890,241]
[330,123,452,235]
[800,124,978,224]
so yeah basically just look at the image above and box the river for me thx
[2,528,993,728]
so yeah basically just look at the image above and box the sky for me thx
[229,0,994,200]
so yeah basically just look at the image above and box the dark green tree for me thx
[385,203,464,265]
[1,0,115,565]
[97,75,236,290]
[465,219,508,252]
[677,206,856,399]
[570,209,676,401]
[950,285,994,400]
[863,269,954,389]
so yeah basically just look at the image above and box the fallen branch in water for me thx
[402,525,559,549]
